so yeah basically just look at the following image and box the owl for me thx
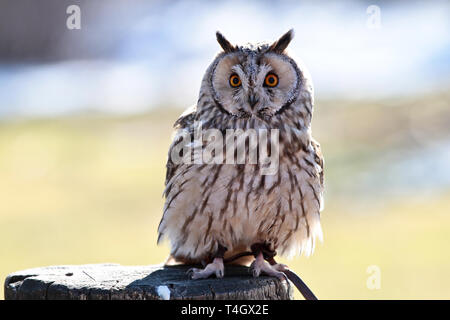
[157,30,324,280]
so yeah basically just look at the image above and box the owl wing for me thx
[311,138,324,189]
[164,106,196,195]
[158,106,197,245]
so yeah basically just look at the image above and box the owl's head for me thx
[201,29,312,120]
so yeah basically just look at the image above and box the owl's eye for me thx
[229,74,241,87]
[264,73,278,87]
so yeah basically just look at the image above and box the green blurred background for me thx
[1,0,449,299]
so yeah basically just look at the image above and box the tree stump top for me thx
[4,264,293,300]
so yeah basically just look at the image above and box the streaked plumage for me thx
[157,30,324,272]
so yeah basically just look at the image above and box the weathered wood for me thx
[4,264,293,300]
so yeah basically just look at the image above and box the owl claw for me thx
[186,267,200,277]
[187,257,224,280]
[250,253,288,281]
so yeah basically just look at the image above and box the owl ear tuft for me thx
[268,29,294,53]
[216,31,236,53]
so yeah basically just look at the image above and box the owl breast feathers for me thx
[157,30,324,265]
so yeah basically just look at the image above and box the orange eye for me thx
[229,74,241,87]
[264,73,278,87]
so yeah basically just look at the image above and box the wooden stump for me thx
[4,264,293,300]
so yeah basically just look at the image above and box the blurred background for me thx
[0,0,449,299]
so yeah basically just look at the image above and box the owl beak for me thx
[248,94,259,110]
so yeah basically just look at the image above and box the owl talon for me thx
[187,258,224,280]
[186,268,200,278]
[250,253,288,281]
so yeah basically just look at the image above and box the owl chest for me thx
[192,154,313,221]
[164,148,321,254]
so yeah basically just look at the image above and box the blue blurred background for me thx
[0,0,449,299]
[1,0,448,116]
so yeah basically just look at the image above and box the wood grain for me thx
[4,264,293,300]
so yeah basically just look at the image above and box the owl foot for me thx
[187,257,224,280]
[250,252,288,281]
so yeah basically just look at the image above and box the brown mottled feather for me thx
[157,33,324,264]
